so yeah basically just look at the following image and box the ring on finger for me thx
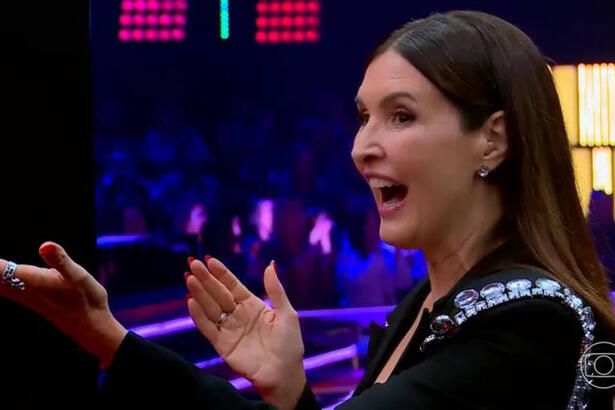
[215,312,229,327]
[1,262,26,291]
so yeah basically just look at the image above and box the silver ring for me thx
[215,312,229,327]
[2,262,25,291]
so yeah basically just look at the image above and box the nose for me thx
[351,127,385,168]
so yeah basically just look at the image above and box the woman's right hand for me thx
[0,242,127,369]
[186,258,306,410]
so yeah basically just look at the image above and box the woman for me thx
[1,10,614,409]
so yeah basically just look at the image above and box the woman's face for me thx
[351,50,484,250]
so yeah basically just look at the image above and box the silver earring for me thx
[478,165,490,178]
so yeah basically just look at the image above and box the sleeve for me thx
[335,299,583,410]
[101,332,322,410]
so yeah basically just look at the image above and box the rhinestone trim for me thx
[420,278,595,410]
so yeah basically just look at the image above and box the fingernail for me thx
[205,255,212,262]
[271,259,277,273]
[188,256,195,264]
[184,272,191,280]
[40,243,56,257]
[185,293,191,301]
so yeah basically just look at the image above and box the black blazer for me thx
[101,240,615,409]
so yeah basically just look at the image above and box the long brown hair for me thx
[371,10,615,338]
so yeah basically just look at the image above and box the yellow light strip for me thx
[592,147,612,194]
[601,64,609,145]
[579,64,589,146]
[552,65,578,145]
[593,64,601,145]
[609,63,615,146]
[572,148,592,215]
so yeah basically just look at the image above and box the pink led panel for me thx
[118,0,188,42]
[255,1,321,44]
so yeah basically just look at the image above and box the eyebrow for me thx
[354,91,417,108]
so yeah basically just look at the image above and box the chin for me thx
[379,223,418,250]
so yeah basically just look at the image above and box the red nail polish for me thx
[185,294,191,301]
[40,243,55,257]
[272,260,278,273]
[205,255,212,262]
[188,256,195,264]
[184,272,191,280]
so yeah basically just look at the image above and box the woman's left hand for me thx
[186,257,306,410]
[0,242,127,369]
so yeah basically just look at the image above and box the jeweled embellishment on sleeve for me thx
[505,278,532,292]
[430,315,455,334]
[454,289,479,309]
[479,282,505,300]
[419,277,596,410]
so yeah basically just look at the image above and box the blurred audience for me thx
[93,96,451,307]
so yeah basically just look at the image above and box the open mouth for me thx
[380,184,408,207]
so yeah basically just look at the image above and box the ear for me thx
[479,110,508,172]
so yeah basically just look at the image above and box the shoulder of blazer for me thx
[419,268,596,410]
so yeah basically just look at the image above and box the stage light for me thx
[118,29,131,42]
[592,64,602,146]
[255,30,266,43]
[281,30,292,43]
[292,30,305,42]
[306,1,320,12]
[294,1,306,12]
[219,0,229,39]
[609,64,615,146]
[592,147,612,195]
[269,2,281,13]
[134,0,147,12]
[269,16,280,28]
[119,14,132,26]
[159,13,172,26]
[145,28,158,41]
[171,28,185,41]
[174,14,187,26]
[118,0,188,42]
[159,28,172,41]
[161,1,174,11]
[146,14,158,26]
[572,148,592,216]
[554,63,615,218]
[552,65,578,145]
[255,0,321,44]
[281,1,293,13]
[146,0,159,12]
[131,28,145,41]
[256,16,268,28]
[133,14,146,26]
[306,15,319,27]
[294,15,305,27]
[601,64,609,146]
[121,1,134,12]
[268,30,281,43]
[282,16,292,27]
[577,63,615,147]
[175,0,188,12]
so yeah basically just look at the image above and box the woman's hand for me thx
[186,258,306,410]
[0,242,127,369]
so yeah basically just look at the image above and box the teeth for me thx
[368,178,398,189]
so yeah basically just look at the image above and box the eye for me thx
[393,110,414,125]
[357,110,370,127]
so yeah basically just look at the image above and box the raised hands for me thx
[0,242,127,369]
[186,257,307,410]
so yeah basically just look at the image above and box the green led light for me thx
[220,0,229,39]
